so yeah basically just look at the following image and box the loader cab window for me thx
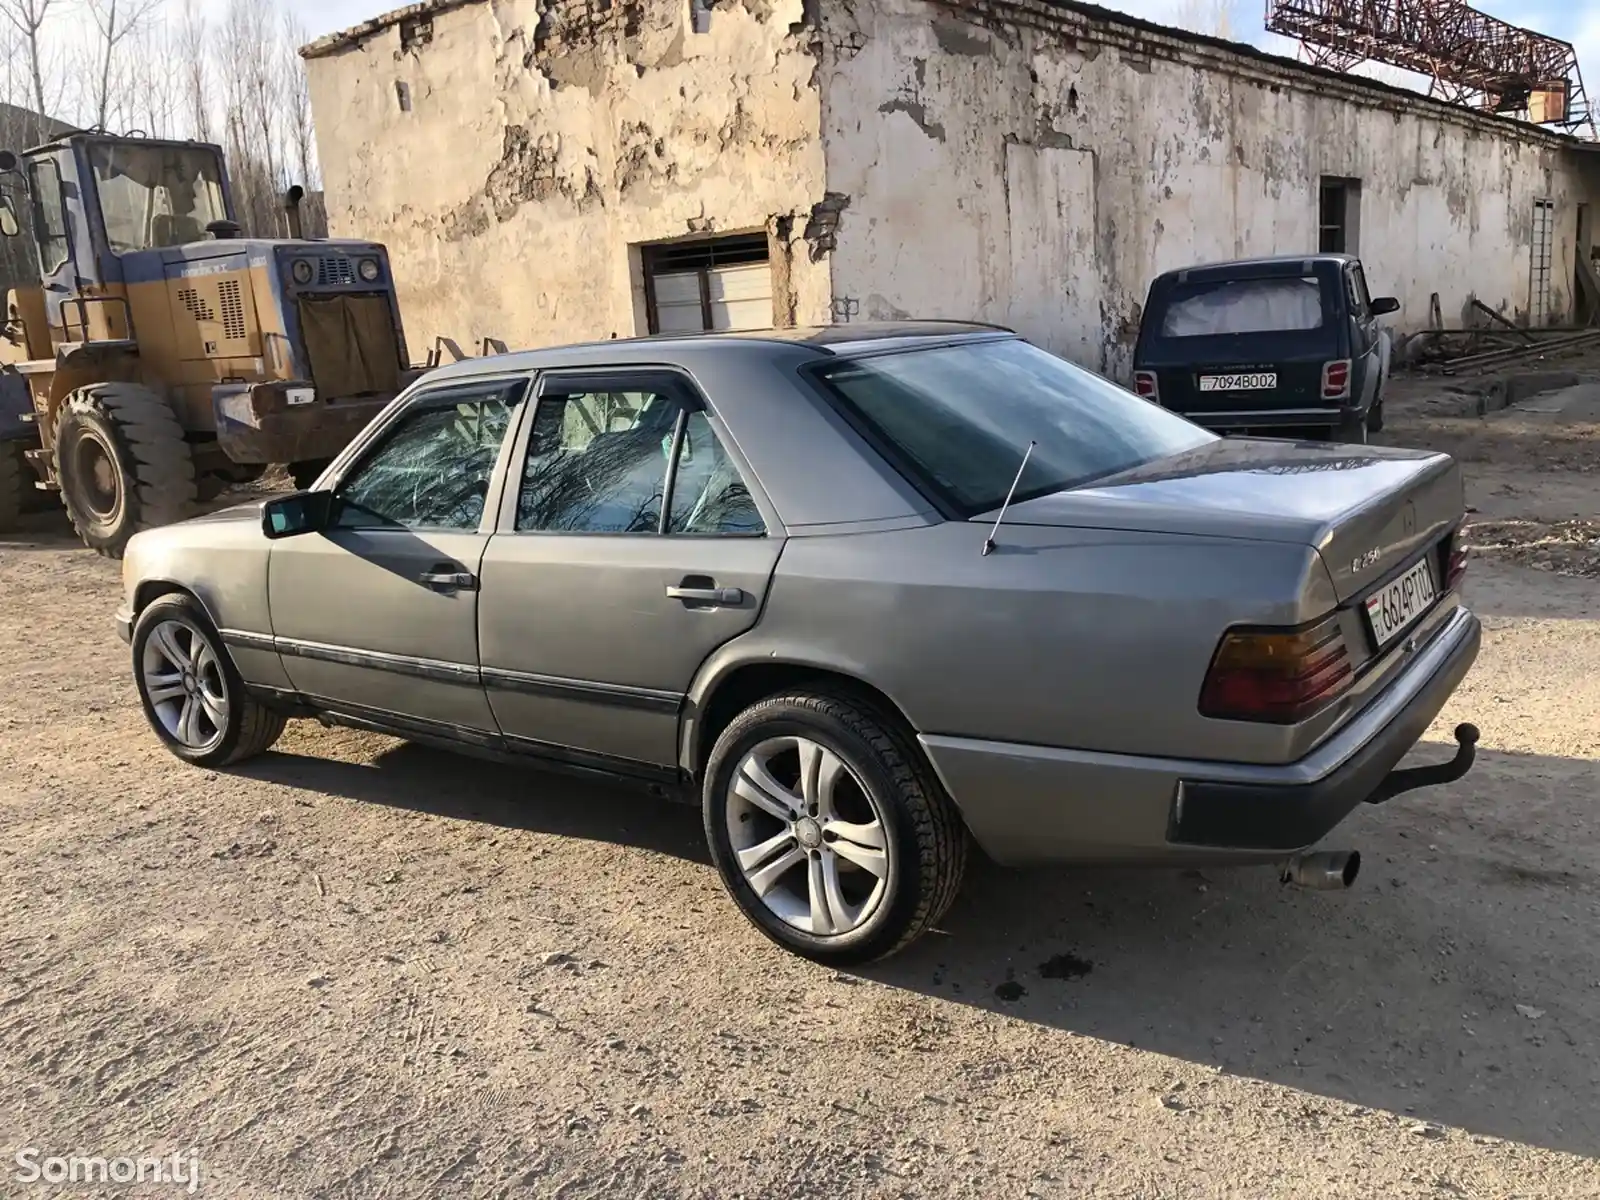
[87,142,229,254]
[26,155,69,275]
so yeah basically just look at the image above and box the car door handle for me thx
[666,585,744,605]
[420,569,477,591]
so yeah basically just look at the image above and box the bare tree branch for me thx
[84,0,167,130]
[0,0,59,143]
[177,0,211,141]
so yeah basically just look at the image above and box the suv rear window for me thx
[1159,276,1325,337]
[813,338,1215,516]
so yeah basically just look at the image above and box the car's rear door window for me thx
[813,338,1214,516]
[515,377,766,536]
[1159,276,1326,337]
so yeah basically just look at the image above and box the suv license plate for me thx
[1199,373,1277,391]
[1365,558,1437,649]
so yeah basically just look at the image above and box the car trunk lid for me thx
[980,439,1464,604]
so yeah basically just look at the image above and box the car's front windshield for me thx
[813,338,1217,515]
[87,141,229,254]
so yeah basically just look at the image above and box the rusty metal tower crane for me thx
[1265,0,1596,139]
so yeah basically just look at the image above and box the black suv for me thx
[1132,254,1398,443]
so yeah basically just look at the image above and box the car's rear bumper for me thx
[919,606,1481,866]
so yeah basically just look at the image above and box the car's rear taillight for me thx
[1446,547,1468,589]
[1199,614,1353,724]
[1321,359,1352,400]
[1133,370,1159,402]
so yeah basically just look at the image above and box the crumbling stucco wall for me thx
[816,0,1596,378]
[303,0,830,353]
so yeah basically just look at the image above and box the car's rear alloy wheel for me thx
[131,593,287,767]
[703,690,968,964]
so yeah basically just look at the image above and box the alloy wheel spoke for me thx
[746,845,806,898]
[809,851,855,934]
[177,696,204,745]
[145,675,187,705]
[734,756,799,822]
[831,837,888,879]
[735,828,797,874]
[197,687,227,731]
[151,623,192,671]
[798,740,848,819]
[824,818,885,851]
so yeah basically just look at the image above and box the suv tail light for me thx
[1322,359,1352,400]
[1133,370,1159,402]
[1199,614,1353,724]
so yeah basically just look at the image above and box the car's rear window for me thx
[812,338,1215,516]
[1158,276,1326,337]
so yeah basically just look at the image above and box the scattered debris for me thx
[1515,1004,1546,1021]
[1463,519,1599,579]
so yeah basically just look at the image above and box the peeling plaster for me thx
[306,0,832,349]
[877,98,946,141]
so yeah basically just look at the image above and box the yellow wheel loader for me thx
[0,132,421,555]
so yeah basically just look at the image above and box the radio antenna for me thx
[981,440,1035,557]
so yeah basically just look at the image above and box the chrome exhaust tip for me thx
[1280,850,1361,890]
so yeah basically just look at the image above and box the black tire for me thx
[702,688,968,965]
[131,592,287,767]
[1366,395,1385,433]
[0,440,22,532]
[55,382,196,558]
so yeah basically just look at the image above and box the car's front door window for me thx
[334,382,522,530]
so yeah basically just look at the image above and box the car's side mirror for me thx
[1370,296,1400,316]
[263,490,333,538]
[0,196,17,238]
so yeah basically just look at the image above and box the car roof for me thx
[419,321,1015,384]
[1153,254,1356,286]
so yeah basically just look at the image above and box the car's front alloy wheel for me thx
[131,594,287,767]
[703,690,967,964]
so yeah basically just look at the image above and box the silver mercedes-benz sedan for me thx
[116,323,1481,963]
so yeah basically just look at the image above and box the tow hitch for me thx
[1366,723,1480,806]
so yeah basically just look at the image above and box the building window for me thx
[640,234,772,334]
[1318,177,1361,254]
[1530,198,1555,327]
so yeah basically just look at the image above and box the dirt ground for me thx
[2,364,1599,1199]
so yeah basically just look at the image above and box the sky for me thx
[244,0,1599,89]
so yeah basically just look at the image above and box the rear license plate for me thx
[1364,558,1437,648]
[1199,373,1277,392]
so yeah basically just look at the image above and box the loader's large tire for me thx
[55,382,197,558]
[0,440,24,533]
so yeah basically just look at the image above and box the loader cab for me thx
[4,135,237,346]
